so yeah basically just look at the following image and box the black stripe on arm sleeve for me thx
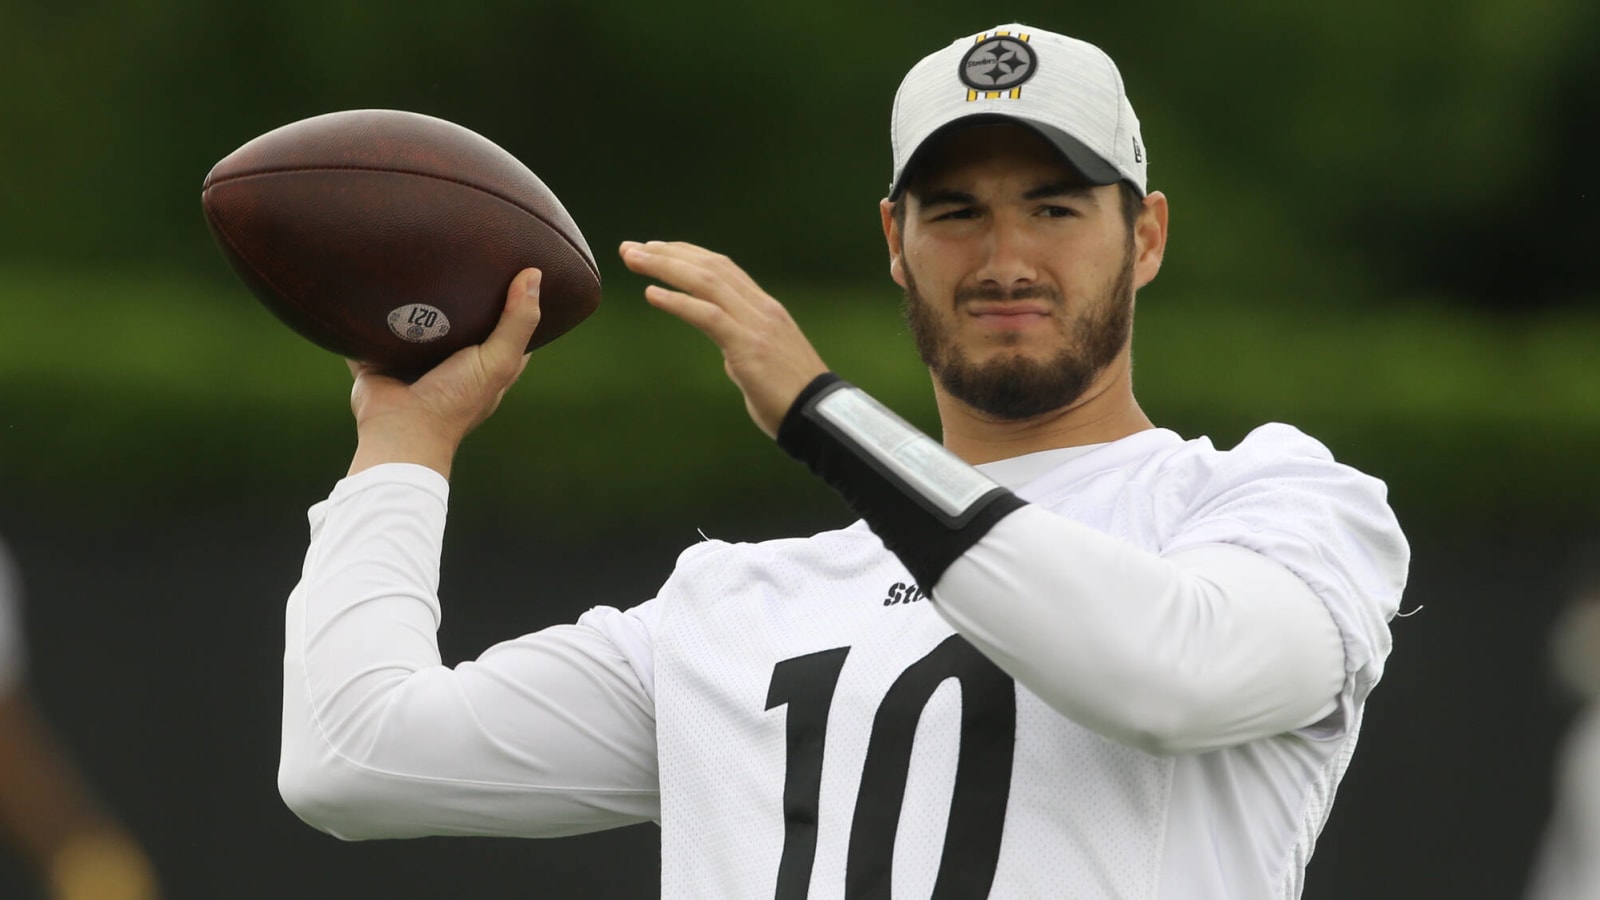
[775,373,1027,588]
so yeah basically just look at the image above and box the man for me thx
[0,543,160,900]
[279,24,1409,899]
[1525,550,1600,900]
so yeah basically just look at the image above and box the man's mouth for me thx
[966,302,1053,329]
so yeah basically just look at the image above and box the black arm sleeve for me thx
[774,373,1028,588]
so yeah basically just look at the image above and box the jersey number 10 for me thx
[764,635,1017,899]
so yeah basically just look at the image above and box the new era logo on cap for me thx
[889,24,1148,199]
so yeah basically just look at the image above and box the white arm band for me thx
[932,504,1346,754]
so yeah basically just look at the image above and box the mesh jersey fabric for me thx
[579,424,1407,900]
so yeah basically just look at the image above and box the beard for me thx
[901,248,1136,421]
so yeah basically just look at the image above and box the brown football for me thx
[201,109,600,377]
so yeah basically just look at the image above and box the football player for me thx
[0,543,159,900]
[279,24,1409,899]
[1524,550,1600,900]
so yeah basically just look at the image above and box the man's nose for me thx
[975,219,1038,290]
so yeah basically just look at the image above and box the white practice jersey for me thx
[280,423,1409,900]
[1525,705,1600,900]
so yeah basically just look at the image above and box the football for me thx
[201,109,600,377]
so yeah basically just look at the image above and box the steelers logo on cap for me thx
[959,35,1036,91]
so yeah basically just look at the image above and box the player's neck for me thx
[933,358,1155,466]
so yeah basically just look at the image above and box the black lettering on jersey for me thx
[766,648,852,900]
[767,636,1016,899]
[882,582,927,606]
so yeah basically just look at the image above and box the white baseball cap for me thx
[888,24,1147,199]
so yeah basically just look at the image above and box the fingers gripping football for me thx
[346,268,543,477]
[619,241,828,438]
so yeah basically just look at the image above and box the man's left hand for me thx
[620,241,828,438]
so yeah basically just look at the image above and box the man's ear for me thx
[879,198,907,288]
[1132,190,1169,292]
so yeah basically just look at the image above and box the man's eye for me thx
[932,208,979,221]
[1039,205,1077,218]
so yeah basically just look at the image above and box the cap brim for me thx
[889,113,1129,200]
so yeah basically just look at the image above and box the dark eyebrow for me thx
[918,188,977,209]
[916,181,1097,209]
[1023,181,1098,202]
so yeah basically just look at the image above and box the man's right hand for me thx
[346,267,544,479]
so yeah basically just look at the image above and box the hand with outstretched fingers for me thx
[619,241,828,438]
[346,267,544,478]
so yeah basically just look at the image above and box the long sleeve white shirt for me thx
[281,424,1409,899]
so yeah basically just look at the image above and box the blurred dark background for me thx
[0,1,1596,897]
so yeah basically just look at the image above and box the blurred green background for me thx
[0,1,1595,897]
[2,0,1596,524]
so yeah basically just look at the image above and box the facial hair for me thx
[901,248,1135,421]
